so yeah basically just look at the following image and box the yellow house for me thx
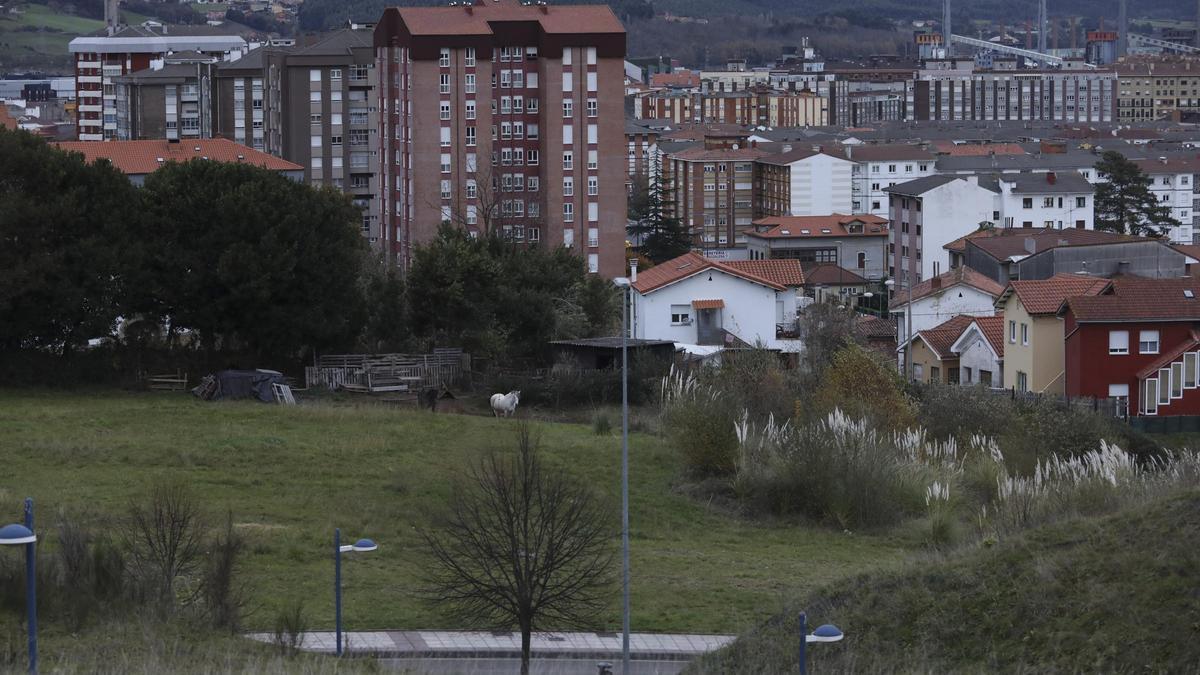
[905,315,975,384]
[996,274,1109,393]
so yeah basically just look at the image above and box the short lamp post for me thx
[334,529,377,657]
[0,498,37,674]
[798,611,843,675]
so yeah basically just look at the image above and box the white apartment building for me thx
[886,175,996,283]
[756,146,854,217]
[985,171,1096,231]
[847,144,938,219]
[1132,158,1197,243]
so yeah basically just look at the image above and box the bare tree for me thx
[422,425,615,675]
[124,483,207,605]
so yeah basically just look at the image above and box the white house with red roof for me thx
[890,265,1006,370]
[630,252,805,352]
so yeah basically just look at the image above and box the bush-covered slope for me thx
[691,490,1200,673]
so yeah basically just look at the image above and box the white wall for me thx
[918,180,995,280]
[996,185,1095,230]
[632,269,795,350]
[896,285,997,341]
[956,329,1003,388]
[852,159,934,218]
[790,153,854,215]
[1144,170,1194,243]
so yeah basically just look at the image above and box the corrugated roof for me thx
[1005,273,1110,315]
[969,228,1149,261]
[723,260,806,287]
[54,138,302,175]
[1002,171,1093,194]
[631,252,785,294]
[882,174,960,196]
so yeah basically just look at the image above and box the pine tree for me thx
[1094,151,1179,238]
[627,171,692,263]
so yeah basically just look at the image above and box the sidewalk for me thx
[245,630,736,661]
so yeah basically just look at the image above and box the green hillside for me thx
[691,490,1200,673]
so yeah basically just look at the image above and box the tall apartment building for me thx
[637,88,827,126]
[213,29,382,240]
[662,147,768,249]
[69,24,248,141]
[1114,60,1200,123]
[847,144,937,219]
[113,56,219,141]
[910,68,1118,122]
[755,146,853,217]
[374,0,628,275]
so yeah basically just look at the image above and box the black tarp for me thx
[197,370,286,402]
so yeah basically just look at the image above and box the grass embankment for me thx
[691,490,1200,673]
[0,4,154,72]
[0,391,908,641]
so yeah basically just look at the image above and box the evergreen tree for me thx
[1094,151,1179,237]
[627,172,692,263]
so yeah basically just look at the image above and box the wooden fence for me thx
[305,349,469,393]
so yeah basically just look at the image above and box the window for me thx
[1016,371,1028,392]
[310,113,322,124]
[1043,197,1055,208]
[440,180,451,199]
[1160,368,1172,405]
[1143,378,1159,415]
[563,152,573,170]
[527,98,539,113]
[587,150,597,170]
[311,157,323,170]
[465,74,476,93]
[440,102,451,120]
[670,305,691,324]
[466,179,477,198]
[587,176,598,195]
[466,101,476,119]
[1076,196,1087,208]
[587,227,599,247]
[563,125,573,144]
[1109,330,1129,355]
[310,91,321,102]
[563,99,573,117]
[563,177,574,196]
[1186,353,1198,389]
[311,135,322,148]
[310,69,321,82]
[439,74,450,94]
[500,97,511,114]
[1021,323,1028,345]
[330,135,342,146]
[1022,198,1033,209]
[587,253,598,274]
[439,48,450,67]
[563,202,574,222]
[440,153,451,173]
[587,124,597,144]
[465,47,476,67]
[528,149,539,165]
[1172,362,1184,398]
[466,126,476,146]
[1139,330,1160,354]
[586,99,597,117]
[528,176,539,192]
[527,123,538,140]
[930,366,940,382]
[1009,320,1017,343]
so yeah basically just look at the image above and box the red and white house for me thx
[1060,276,1200,417]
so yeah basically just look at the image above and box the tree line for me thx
[0,128,616,374]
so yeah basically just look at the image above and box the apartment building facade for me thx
[212,29,383,240]
[754,146,853,217]
[113,58,219,141]
[375,0,628,275]
[1115,61,1200,123]
[846,144,937,219]
[69,25,248,141]
[885,175,995,283]
[1131,158,1197,244]
[663,147,766,249]
[910,68,1118,123]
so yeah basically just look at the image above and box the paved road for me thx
[383,657,689,674]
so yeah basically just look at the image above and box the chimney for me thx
[1046,171,1057,184]
[931,276,942,290]
[630,258,639,283]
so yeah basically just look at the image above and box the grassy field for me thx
[0,4,155,73]
[690,490,1200,673]
[0,390,910,640]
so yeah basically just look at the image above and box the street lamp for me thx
[334,528,377,657]
[884,277,913,381]
[798,611,843,675]
[612,272,632,675]
[0,498,37,674]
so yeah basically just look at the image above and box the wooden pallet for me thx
[147,370,188,391]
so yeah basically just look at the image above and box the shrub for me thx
[668,394,739,476]
[272,599,309,657]
[915,384,1015,441]
[123,483,207,606]
[202,511,248,632]
[592,411,612,436]
[810,343,915,430]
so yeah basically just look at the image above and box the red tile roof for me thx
[844,144,935,161]
[855,314,897,340]
[1136,330,1200,380]
[391,0,625,37]
[1062,276,1200,322]
[802,263,868,285]
[746,214,887,239]
[893,266,1007,307]
[1131,158,1200,175]
[691,299,724,309]
[955,315,1006,358]
[1004,273,1110,315]
[930,140,1028,156]
[650,71,700,88]
[913,315,975,360]
[631,252,785,293]
[1174,244,1200,262]
[723,259,806,287]
[54,138,302,175]
[943,228,998,253]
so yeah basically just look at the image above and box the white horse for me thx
[490,390,521,417]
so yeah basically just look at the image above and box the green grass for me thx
[690,490,1200,673]
[0,390,909,637]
